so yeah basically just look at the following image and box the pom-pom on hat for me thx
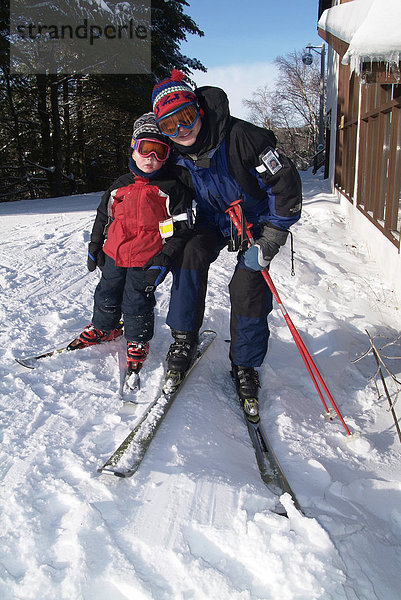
[152,69,198,122]
[131,112,168,147]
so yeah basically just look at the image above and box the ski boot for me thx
[124,341,150,391]
[231,364,261,423]
[126,341,149,373]
[163,330,199,395]
[67,322,123,350]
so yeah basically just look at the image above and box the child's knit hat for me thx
[131,112,168,147]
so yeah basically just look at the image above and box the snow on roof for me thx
[318,0,401,76]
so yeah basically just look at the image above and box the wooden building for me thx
[317,0,401,301]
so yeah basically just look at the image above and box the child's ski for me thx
[15,322,124,369]
[98,330,216,477]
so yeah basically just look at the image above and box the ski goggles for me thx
[157,103,200,137]
[131,138,171,162]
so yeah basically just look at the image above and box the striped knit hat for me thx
[131,112,168,147]
[152,70,198,122]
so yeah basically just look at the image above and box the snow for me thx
[318,0,375,44]
[1,170,401,599]
[318,0,401,76]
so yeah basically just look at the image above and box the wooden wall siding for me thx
[355,85,401,247]
[317,28,349,59]
[335,63,358,200]
[320,0,401,250]
[335,59,401,248]
[361,62,401,85]
[383,102,401,236]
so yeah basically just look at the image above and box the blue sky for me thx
[180,0,323,119]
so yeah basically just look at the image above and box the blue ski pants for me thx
[167,229,273,367]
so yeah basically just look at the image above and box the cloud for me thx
[191,62,278,121]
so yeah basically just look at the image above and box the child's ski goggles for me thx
[156,103,200,137]
[131,138,171,161]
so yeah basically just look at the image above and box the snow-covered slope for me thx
[1,171,401,600]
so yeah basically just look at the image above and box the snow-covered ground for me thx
[1,170,401,600]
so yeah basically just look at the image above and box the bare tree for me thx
[243,85,273,130]
[243,50,322,169]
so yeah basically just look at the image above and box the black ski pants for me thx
[93,255,155,342]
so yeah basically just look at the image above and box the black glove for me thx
[143,252,171,292]
[87,242,105,272]
[244,225,288,271]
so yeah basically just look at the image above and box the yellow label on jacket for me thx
[159,218,174,238]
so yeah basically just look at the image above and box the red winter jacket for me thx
[90,170,193,268]
[103,176,173,267]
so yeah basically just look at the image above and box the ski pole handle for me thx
[226,201,255,245]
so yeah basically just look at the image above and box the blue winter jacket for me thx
[172,86,302,238]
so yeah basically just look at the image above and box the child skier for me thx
[71,113,193,381]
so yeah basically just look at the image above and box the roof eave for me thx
[318,26,349,59]
[318,26,401,84]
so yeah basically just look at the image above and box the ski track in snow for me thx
[1,173,401,599]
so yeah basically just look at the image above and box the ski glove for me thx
[143,252,171,292]
[87,242,105,272]
[244,225,288,271]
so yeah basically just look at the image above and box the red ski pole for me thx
[226,200,351,436]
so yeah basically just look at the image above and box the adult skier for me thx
[152,70,302,419]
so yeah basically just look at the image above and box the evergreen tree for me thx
[0,0,205,201]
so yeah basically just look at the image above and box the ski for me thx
[97,330,217,477]
[245,415,301,513]
[15,322,124,369]
[229,367,300,513]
